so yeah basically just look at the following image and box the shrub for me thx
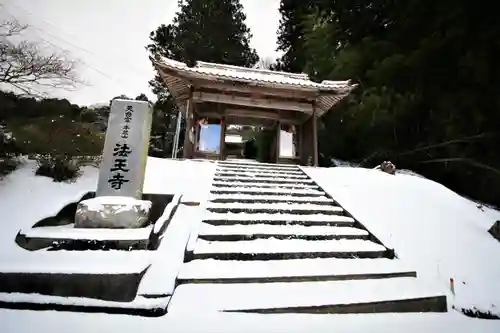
[0,125,21,177]
[35,154,81,182]
[0,157,20,177]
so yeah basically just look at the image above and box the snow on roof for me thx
[152,56,354,92]
[225,134,244,144]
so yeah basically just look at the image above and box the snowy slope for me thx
[0,157,215,255]
[303,166,500,315]
[1,159,500,332]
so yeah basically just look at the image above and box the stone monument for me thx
[75,99,154,228]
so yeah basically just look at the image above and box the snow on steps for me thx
[0,251,152,303]
[218,160,299,170]
[213,175,314,184]
[203,212,355,226]
[0,292,170,316]
[177,258,415,284]
[208,194,333,204]
[168,277,447,314]
[211,180,319,189]
[216,167,304,175]
[215,171,309,179]
[197,223,368,241]
[206,202,343,214]
[192,238,387,260]
[210,186,325,196]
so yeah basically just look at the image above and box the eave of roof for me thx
[151,56,357,117]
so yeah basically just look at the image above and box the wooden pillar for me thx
[182,98,193,159]
[276,121,281,163]
[312,103,318,166]
[219,117,226,160]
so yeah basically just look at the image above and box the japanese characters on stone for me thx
[121,105,133,139]
[108,143,132,190]
[107,104,136,190]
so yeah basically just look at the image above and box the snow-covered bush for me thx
[35,154,81,182]
[0,124,21,177]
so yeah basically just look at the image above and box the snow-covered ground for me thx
[0,158,499,332]
[303,166,500,315]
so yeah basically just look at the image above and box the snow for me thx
[198,223,368,237]
[0,159,99,254]
[204,212,354,223]
[152,193,182,234]
[206,202,343,213]
[2,158,500,331]
[178,258,410,280]
[217,167,304,175]
[208,194,333,202]
[0,251,152,274]
[211,186,324,195]
[137,204,205,297]
[144,158,216,202]
[156,56,352,91]
[212,180,318,189]
[220,160,299,168]
[20,224,153,241]
[79,196,152,212]
[214,175,314,183]
[193,238,385,254]
[224,134,243,143]
[1,311,500,333]
[302,165,500,314]
[168,277,445,312]
[0,293,169,310]
[215,170,308,178]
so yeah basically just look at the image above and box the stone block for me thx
[74,196,152,229]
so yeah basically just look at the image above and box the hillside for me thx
[0,158,499,332]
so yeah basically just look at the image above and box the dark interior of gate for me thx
[150,57,355,166]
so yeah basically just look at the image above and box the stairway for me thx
[169,160,447,314]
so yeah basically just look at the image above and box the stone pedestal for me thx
[74,197,152,229]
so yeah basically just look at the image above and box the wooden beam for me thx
[192,80,318,101]
[224,108,301,124]
[312,104,318,167]
[192,91,313,114]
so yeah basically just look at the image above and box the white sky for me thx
[0,0,281,106]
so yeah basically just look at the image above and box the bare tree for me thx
[0,20,78,95]
[254,56,276,70]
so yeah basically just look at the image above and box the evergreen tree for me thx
[275,0,323,72]
[147,0,258,157]
[284,0,500,206]
[148,0,258,69]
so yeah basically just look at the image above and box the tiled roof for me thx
[151,56,356,117]
[153,57,353,92]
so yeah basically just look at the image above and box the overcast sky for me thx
[0,0,281,106]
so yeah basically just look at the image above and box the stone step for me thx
[0,251,152,302]
[197,223,368,241]
[218,161,300,170]
[213,176,314,184]
[217,167,304,175]
[192,239,387,260]
[211,181,319,189]
[177,258,415,284]
[168,278,447,314]
[210,187,326,197]
[203,213,355,226]
[215,172,308,179]
[208,194,333,205]
[206,202,343,215]
[0,292,170,316]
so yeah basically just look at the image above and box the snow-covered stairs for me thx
[172,160,447,314]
